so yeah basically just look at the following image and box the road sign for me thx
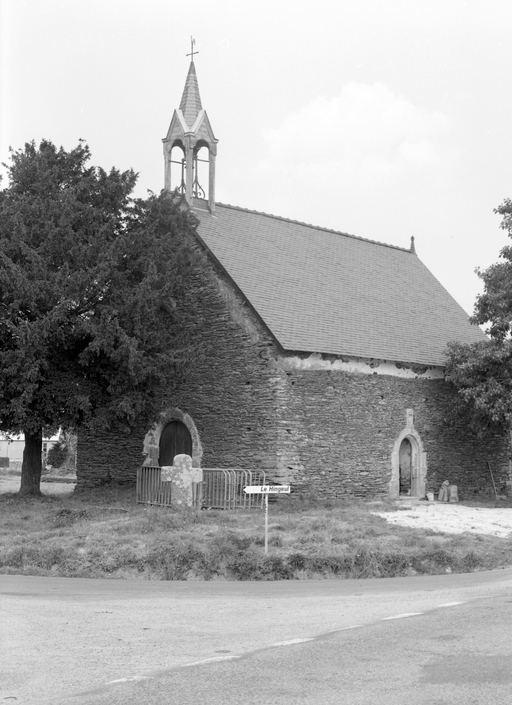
[244,485,292,553]
[244,485,291,494]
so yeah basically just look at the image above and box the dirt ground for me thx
[373,502,512,538]
[0,474,75,496]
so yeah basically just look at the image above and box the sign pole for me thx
[264,493,269,554]
[243,486,291,554]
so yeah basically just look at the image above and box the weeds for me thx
[1,487,512,580]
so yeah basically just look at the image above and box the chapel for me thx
[77,55,510,499]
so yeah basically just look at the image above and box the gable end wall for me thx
[77,237,282,486]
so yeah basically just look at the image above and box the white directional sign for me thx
[245,485,292,553]
[244,485,291,494]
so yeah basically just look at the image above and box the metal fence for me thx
[202,468,266,510]
[136,466,266,510]
[136,466,172,507]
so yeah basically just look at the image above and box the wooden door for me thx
[411,447,425,498]
[399,439,412,495]
[159,420,192,466]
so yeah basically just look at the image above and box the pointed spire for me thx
[410,236,416,255]
[163,41,218,213]
[179,59,203,129]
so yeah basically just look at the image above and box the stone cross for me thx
[161,454,203,508]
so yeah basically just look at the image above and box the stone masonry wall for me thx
[77,229,511,499]
[273,368,510,499]
[77,427,146,486]
[77,240,282,487]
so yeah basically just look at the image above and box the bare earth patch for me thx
[0,475,75,496]
[374,503,512,538]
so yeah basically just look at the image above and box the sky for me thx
[1,0,512,317]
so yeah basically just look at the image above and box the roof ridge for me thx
[212,202,412,253]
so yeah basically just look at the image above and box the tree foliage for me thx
[445,198,512,436]
[0,140,197,494]
[46,440,68,469]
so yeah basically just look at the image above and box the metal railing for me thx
[136,466,172,507]
[202,468,266,510]
[136,466,266,510]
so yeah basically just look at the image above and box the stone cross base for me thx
[161,454,203,508]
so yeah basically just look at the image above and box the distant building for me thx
[77,58,509,499]
[0,433,59,466]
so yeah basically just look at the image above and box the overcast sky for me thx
[2,0,512,316]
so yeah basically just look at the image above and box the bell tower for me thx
[162,40,218,213]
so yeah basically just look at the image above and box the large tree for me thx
[446,198,512,437]
[0,140,197,495]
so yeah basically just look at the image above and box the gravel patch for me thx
[374,503,512,538]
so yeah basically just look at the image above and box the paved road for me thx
[2,569,512,704]
[68,594,512,705]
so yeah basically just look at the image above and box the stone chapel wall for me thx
[77,227,511,499]
[274,369,510,499]
[76,239,281,487]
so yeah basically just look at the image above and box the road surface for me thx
[70,594,512,705]
[2,569,512,703]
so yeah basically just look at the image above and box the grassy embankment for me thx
[2,478,512,580]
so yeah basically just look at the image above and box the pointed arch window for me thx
[192,143,209,199]
[169,142,186,194]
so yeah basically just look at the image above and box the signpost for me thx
[244,485,291,553]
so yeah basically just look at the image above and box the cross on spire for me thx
[186,37,198,62]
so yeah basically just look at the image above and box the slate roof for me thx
[193,203,485,367]
[179,61,203,129]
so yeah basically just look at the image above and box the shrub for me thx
[46,441,68,469]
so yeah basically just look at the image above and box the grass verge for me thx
[1,487,512,580]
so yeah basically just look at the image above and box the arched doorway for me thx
[142,408,203,468]
[390,411,427,499]
[159,420,192,466]
[391,432,426,498]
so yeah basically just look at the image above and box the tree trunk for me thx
[509,428,512,498]
[19,428,43,496]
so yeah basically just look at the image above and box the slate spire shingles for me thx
[179,60,203,129]
[193,204,485,367]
